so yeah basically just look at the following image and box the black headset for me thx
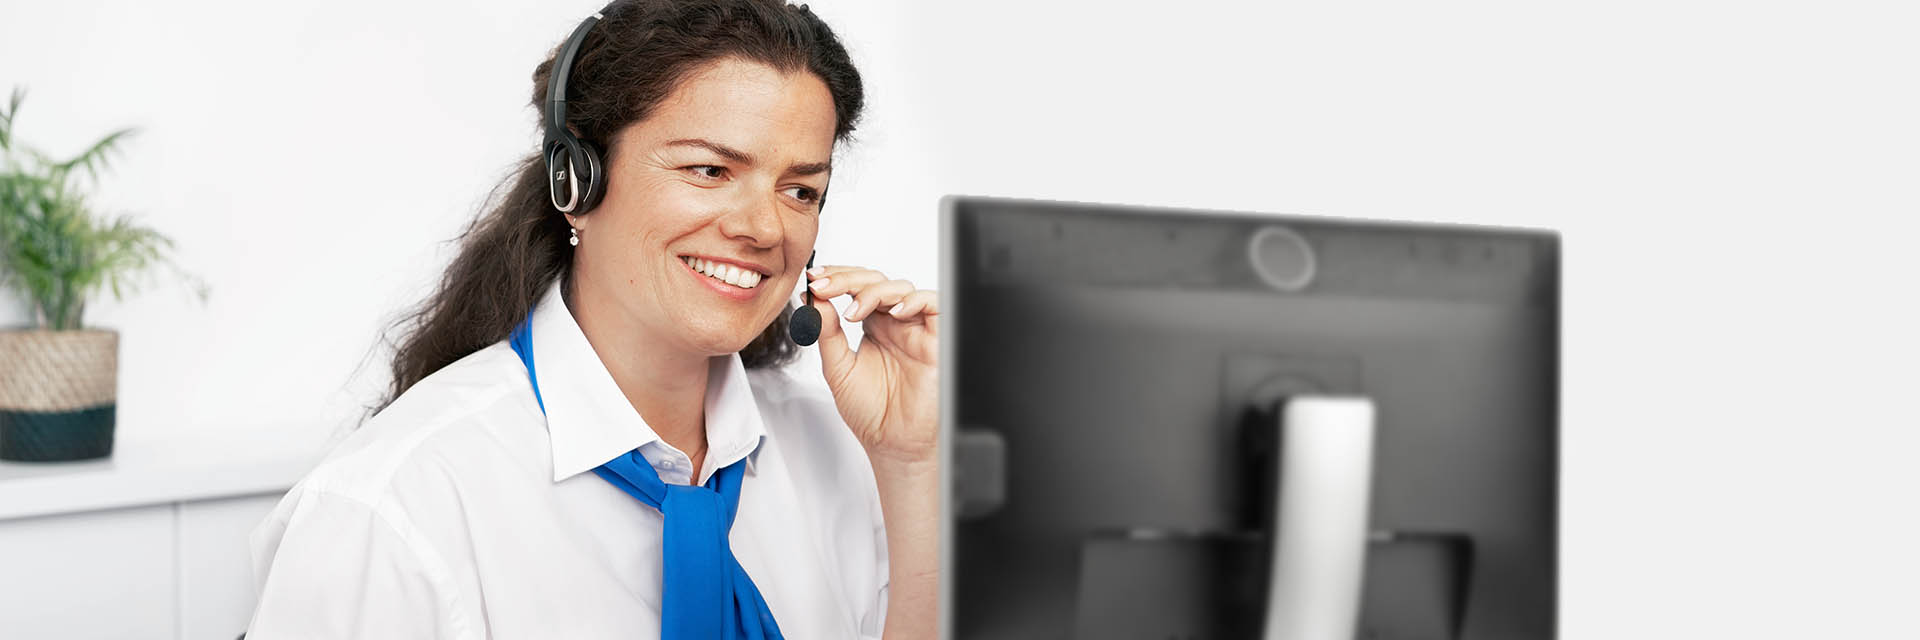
[544,8,611,215]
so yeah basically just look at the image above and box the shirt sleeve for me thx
[859,582,889,640]
[247,488,476,639]
[857,476,891,639]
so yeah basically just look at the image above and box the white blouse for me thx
[247,280,889,638]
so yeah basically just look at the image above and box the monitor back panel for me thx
[946,197,1559,640]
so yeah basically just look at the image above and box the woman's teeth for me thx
[681,256,763,290]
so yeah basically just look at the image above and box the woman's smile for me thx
[677,254,769,302]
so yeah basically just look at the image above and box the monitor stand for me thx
[1043,393,1475,639]
[1261,396,1376,640]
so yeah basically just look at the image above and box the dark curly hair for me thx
[369,0,863,418]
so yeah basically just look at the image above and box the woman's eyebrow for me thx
[665,138,830,176]
[787,160,832,177]
[666,138,753,163]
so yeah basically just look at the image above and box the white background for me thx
[2,0,1916,637]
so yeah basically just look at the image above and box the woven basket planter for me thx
[0,329,118,462]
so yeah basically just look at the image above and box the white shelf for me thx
[0,428,334,521]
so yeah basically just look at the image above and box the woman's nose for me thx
[716,193,784,248]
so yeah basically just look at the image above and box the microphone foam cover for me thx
[788,305,821,347]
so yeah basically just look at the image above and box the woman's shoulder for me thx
[292,341,547,508]
[742,355,843,436]
[742,356,821,404]
[743,355,876,483]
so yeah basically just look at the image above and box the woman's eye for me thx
[686,165,726,180]
[783,185,820,204]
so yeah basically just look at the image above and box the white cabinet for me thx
[0,431,324,640]
[0,504,178,639]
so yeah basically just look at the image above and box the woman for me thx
[246,1,937,637]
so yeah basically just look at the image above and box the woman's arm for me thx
[804,264,943,638]
[249,489,472,638]
[872,455,940,639]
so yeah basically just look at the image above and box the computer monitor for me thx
[939,196,1559,639]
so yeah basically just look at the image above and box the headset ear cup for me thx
[545,142,578,212]
[576,140,607,213]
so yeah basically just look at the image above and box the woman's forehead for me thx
[626,57,837,160]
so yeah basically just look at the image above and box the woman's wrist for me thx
[866,445,938,480]
[860,414,939,475]
[867,440,941,639]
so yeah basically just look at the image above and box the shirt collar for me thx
[530,279,766,483]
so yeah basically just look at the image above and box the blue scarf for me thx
[509,312,784,639]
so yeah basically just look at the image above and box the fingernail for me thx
[888,305,906,317]
[844,308,859,322]
[807,267,826,276]
[809,277,830,291]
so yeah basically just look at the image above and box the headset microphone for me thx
[788,251,821,346]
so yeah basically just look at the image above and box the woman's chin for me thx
[671,309,783,355]
[677,326,761,357]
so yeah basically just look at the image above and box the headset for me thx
[544,8,611,215]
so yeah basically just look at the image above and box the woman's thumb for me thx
[812,295,855,382]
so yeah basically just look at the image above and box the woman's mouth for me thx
[679,256,767,300]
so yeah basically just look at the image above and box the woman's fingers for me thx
[846,279,917,322]
[812,289,856,387]
[806,266,918,391]
[885,289,939,320]
[807,267,886,299]
[807,264,868,279]
[809,268,920,322]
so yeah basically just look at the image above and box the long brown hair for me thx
[370,0,864,418]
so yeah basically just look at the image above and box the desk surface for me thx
[0,428,334,521]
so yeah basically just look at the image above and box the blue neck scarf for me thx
[509,312,784,639]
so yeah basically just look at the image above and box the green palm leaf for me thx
[51,128,135,186]
[0,86,24,152]
[0,85,204,330]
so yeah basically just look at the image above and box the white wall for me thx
[2,0,1915,637]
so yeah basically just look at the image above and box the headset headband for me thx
[545,12,601,143]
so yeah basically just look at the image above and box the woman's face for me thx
[570,57,837,358]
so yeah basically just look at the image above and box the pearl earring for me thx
[569,227,580,247]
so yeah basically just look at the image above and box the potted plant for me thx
[0,86,204,462]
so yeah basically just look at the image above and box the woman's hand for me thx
[806,264,943,639]
[806,264,939,466]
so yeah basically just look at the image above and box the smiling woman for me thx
[380,3,863,393]
[243,1,939,638]
[571,58,839,369]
